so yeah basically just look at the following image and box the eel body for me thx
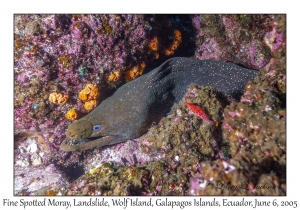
[60,57,258,151]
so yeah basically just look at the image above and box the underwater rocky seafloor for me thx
[14,14,286,195]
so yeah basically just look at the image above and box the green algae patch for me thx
[86,162,115,179]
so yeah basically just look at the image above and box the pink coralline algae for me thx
[15,159,70,195]
[14,14,179,166]
[192,14,277,69]
[221,19,286,193]
[14,15,187,131]
[227,110,241,118]
[188,177,207,195]
[15,15,144,121]
[264,22,285,52]
[14,14,286,196]
[83,139,158,171]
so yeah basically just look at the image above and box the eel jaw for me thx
[60,135,128,151]
[60,136,106,151]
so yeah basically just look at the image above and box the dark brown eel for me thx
[60,57,258,151]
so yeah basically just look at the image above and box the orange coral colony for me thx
[148,37,159,52]
[58,55,74,69]
[165,49,174,56]
[174,29,182,41]
[78,84,99,101]
[49,93,69,105]
[125,62,146,82]
[108,70,121,82]
[165,29,182,56]
[153,52,159,59]
[65,109,77,120]
[148,37,159,59]
[84,100,97,111]
[78,84,99,111]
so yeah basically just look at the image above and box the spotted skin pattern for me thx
[61,57,258,151]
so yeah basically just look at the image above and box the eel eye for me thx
[93,124,101,132]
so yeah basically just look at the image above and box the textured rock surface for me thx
[14,14,286,195]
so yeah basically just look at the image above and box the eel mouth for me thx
[60,136,107,152]
[60,135,128,152]
[64,136,104,146]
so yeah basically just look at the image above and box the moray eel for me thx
[60,57,258,151]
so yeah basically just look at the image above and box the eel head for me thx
[66,120,94,140]
[60,119,127,151]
